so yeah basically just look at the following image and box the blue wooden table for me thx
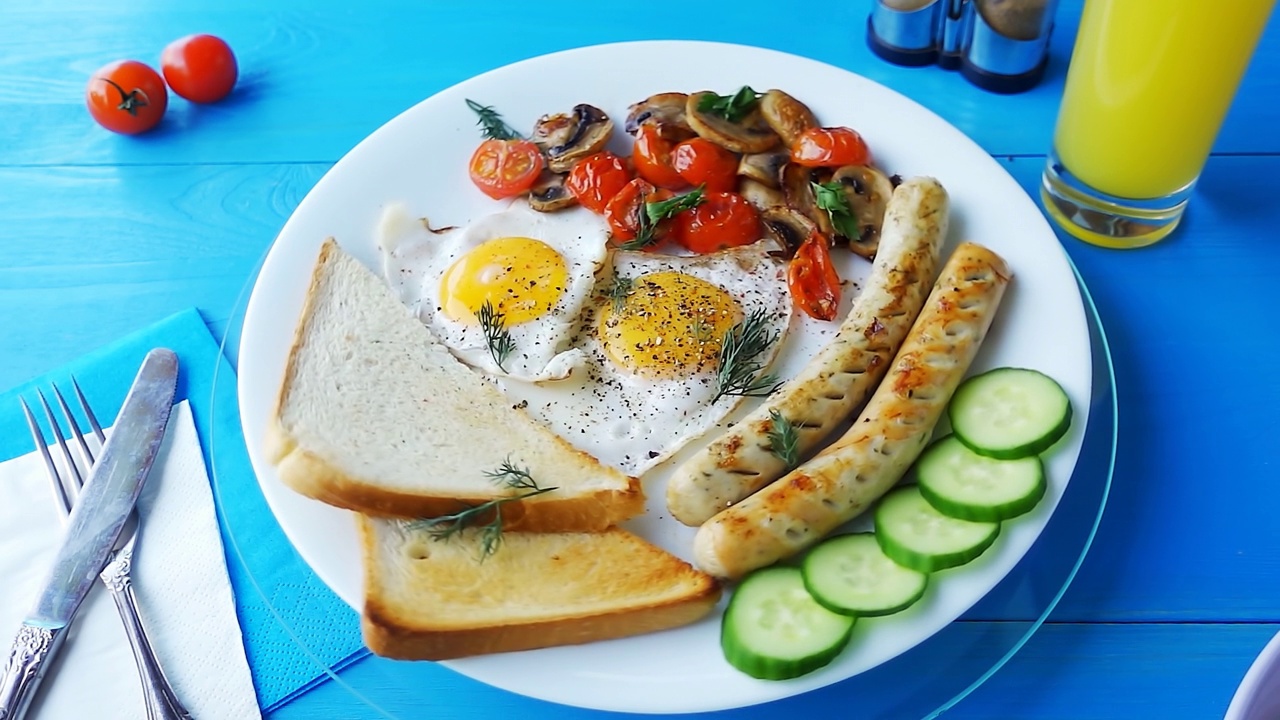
[3,1,1279,717]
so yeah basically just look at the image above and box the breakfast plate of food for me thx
[233,41,1100,714]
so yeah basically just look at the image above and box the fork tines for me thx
[20,378,106,515]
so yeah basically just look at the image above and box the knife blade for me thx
[0,348,179,720]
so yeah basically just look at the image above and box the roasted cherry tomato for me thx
[788,231,842,320]
[790,126,871,168]
[468,139,545,199]
[672,138,739,193]
[632,124,687,190]
[85,60,168,135]
[673,191,760,254]
[161,34,238,104]
[566,152,633,213]
[605,177,673,248]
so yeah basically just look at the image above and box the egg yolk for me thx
[439,237,568,325]
[598,271,743,377]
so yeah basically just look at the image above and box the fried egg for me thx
[377,202,610,381]
[499,244,793,476]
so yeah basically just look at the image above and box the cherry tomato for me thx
[790,126,871,168]
[673,192,760,254]
[672,138,739,193]
[632,124,687,190]
[605,178,673,248]
[161,34,238,104]
[788,231,842,320]
[85,60,168,135]
[566,152,633,213]
[468,139,545,199]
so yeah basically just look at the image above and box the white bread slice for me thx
[265,239,644,531]
[358,516,722,659]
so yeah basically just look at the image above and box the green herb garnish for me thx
[812,180,862,240]
[690,317,715,343]
[412,458,556,559]
[607,275,633,313]
[476,300,516,371]
[465,99,523,141]
[697,86,762,123]
[713,308,784,403]
[767,409,800,469]
[618,186,707,252]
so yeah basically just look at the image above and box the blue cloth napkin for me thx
[0,307,368,711]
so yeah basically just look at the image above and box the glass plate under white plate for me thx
[213,41,1114,716]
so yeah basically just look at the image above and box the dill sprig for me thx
[607,275,633,313]
[412,458,557,559]
[697,86,762,123]
[465,99,523,141]
[713,308,783,403]
[690,317,714,343]
[812,180,862,240]
[618,186,706,252]
[767,409,800,469]
[476,300,516,372]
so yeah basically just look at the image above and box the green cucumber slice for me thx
[917,435,1046,522]
[802,533,928,617]
[948,367,1072,459]
[721,566,854,680]
[874,485,999,573]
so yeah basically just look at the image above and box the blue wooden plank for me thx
[0,0,1276,166]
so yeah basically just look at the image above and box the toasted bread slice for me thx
[266,239,644,531]
[358,516,722,659]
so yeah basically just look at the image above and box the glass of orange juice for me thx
[1041,0,1276,248]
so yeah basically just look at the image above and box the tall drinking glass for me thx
[1041,1,1276,249]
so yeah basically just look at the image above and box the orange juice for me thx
[1054,0,1275,200]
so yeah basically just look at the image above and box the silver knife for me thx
[0,348,179,720]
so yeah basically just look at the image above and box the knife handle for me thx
[0,622,67,720]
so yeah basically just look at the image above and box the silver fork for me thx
[20,380,192,720]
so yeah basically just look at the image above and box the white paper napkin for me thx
[0,400,260,719]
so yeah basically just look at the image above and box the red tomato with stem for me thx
[672,138,739,192]
[605,178,673,248]
[161,34,238,104]
[85,60,168,135]
[788,231,842,320]
[790,126,871,168]
[673,192,760,253]
[468,139,544,199]
[632,124,687,190]
[566,152,633,213]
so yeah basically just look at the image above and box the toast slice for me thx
[266,239,644,531]
[358,516,722,659]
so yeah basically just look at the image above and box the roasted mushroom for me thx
[830,165,895,259]
[781,163,834,237]
[685,92,780,154]
[738,177,787,213]
[760,205,820,258]
[532,103,614,173]
[527,171,578,212]
[759,89,818,146]
[624,92,695,141]
[736,150,789,188]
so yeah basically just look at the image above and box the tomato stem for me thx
[98,77,149,116]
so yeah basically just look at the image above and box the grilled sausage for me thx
[666,177,949,526]
[693,242,1012,578]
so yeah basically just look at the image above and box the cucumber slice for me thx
[721,567,854,680]
[802,533,928,617]
[949,367,1072,460]
[874,485,999,573]
[917,435,1046,522]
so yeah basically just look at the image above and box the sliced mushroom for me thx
[624,92,695,141]
[760,205,819,258]
[532,103,614,173]
[830,165,895,259]
[781,163,834,238]
[737,151,789,188]
[738,177,787,213]
[685,92,780,154]
[527,171,578,212]
[759,89,819,146]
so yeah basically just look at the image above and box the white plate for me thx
[1226,630,1280,720]
[237,41,1092,714]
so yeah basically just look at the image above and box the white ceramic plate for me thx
[1226,630,1280,720]
[237,41,1092,714]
